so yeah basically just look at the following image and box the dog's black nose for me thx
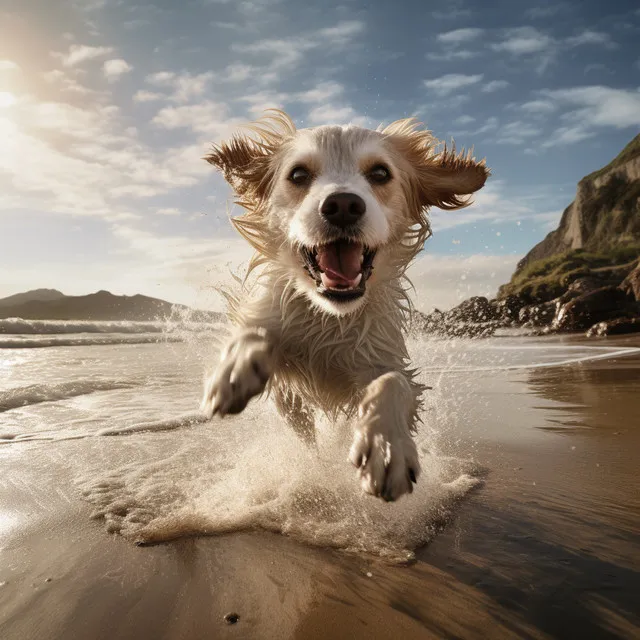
[320,192,366,229]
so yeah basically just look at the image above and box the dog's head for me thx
[207,110,489,316]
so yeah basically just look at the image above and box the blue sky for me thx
[0,0,638,310]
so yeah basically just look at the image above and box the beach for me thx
[1,329,639,639]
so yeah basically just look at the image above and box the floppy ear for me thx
[383,118,490,213]
[204,109,296,208]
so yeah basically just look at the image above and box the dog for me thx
[201,110,489,502]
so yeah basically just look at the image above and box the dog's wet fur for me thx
[201,110,489,502]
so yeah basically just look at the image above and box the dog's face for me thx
[207,111,489,316]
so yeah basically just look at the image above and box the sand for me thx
[1,335,639,639]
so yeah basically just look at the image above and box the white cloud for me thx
[133,89,163,102]
[426,50,475,62]
[296,81,344,103]
[496,121,542,145]
[52,44,114,67]
[519,99,556,113]
[237,20,364,69]
[541,86,640,129]
[103,58,132,82]
[151,101,239,136]
[42,69,96,95]
[566,30,616,49]
[424,73,483,95]
[0,60,20,71]
[491,27,553,55]
[145,70,214,102]
[454,115,475,125]
[482,80,509,92]
[307,104,368,126]
[157,208,181,216]
[436,28,484,44]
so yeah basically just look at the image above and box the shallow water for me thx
[1,325,638,562]
[1,326,640,638]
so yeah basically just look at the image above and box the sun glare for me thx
[0,91,16,108]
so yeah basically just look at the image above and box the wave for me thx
[0,317,224,335]
[0,335,185,349]
[0,379,138,413]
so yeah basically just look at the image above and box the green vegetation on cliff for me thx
[498,246,640,303]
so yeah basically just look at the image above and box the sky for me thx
[0,0,639,312]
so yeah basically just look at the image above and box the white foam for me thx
[78,408,480,563]
[0,335,183,349]
[0,317,224,335]
[0,379,138,412]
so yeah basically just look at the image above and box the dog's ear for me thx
[383,118,490,213]
[205,135,273,203]
[205,110,296,207]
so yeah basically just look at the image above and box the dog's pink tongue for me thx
[317,241,363,287]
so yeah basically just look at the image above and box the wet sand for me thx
[1,336,639,639]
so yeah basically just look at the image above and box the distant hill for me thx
[513,133,640,275]
[0,289,222,322]
[0,288,65,308]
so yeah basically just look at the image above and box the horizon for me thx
[1,0,639,312]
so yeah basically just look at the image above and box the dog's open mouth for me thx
[301,241,376,301]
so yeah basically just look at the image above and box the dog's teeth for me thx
[353,273,363,287]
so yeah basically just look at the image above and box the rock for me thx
[492,295,525,322]
[520,301,556,327]
[586,317,640,337]
[447,296,496,323]
[555,286,633,332]
[620,260,640,302]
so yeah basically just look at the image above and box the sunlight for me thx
[0,91,16,108]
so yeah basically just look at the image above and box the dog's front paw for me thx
[349,414,420,502]
[201,331,273,418]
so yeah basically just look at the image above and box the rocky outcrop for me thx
[553,286,634,332]
[515,134,640,274]
[620,260,640,301]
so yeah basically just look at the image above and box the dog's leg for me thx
[348,372,420,502]
[201,328,274,418]
[274,388,316,445]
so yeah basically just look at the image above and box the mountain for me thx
[0,288,65,308]
[0,289,221,322]
[514,133,640,275]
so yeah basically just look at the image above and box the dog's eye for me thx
[289,166,312,186]
[366,165,392,185]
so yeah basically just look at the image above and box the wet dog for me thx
[202,110,488,501]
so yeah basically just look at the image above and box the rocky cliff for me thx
[515,133,640,274]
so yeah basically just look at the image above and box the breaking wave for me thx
[0,335,184,349]
[0,379,138,412]
[0,317,224,335]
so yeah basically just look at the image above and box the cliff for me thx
[515,133,640,274]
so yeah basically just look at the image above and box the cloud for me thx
[52,44,114,67]
[237,20,364,69]
[482,80,509,92]
[566,30,616,49]
[151,101,245,138]
[103,58,132,82]
[133,89,163,102]
[42,69,96,95]
[454,115,475,125]
[0,60,20,71]
[525,4,568,19]
[436,28,484,44]
[145,70,214,102]
[495,121,542,145]
[424,73,483,95]
[542,86,640,128]
[518,99,556,113]
[491,27,553,55]
[425,50,475,62]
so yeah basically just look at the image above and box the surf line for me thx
[419,346,640,374]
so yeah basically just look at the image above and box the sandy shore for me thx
[1,336,639,639]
